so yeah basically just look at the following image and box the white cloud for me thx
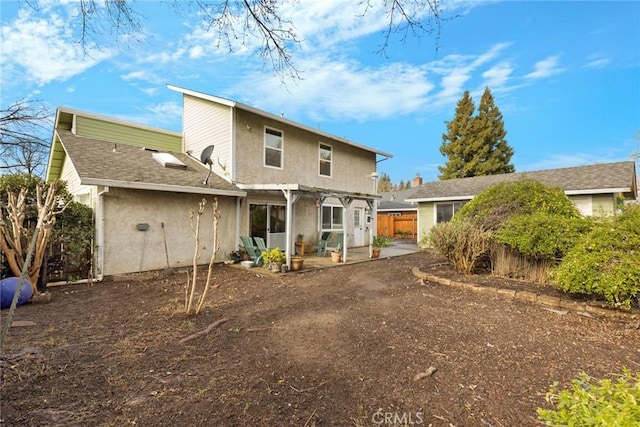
[234,57,433,122]
[482,62,513,88]
[525,56,564,79]
[0,9,114,88]
[584,55,610,69]
[189,45,204,59]
[228,43,521,123]
[116,101,183,131]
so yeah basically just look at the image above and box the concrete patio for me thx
[233,239,420,274]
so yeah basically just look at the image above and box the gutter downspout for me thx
[236,196,241,253]
[95,186,109,281]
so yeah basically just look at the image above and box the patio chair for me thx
[254,236,268,253]
[314,232,331,255]
[240,236,263,266]
[323,232,344,256]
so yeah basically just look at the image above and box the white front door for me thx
[353,207,364,246]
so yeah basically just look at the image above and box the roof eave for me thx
[81,178,246,197]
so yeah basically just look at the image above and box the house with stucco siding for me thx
[406,161,638,243]
[45,85,391,278]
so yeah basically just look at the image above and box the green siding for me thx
[75,116,181,152]
[418,202,435,241]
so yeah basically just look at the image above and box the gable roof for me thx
[166,84,393,159]
[407,161,638,202]
[56,130,245,196]
[47,107,183,183]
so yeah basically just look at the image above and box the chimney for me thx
[412,173,423,187]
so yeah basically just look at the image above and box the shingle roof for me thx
[378,187,421,211]
[407,161,638,202]
[57,130,244,196]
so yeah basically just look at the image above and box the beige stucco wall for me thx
[233,109,377,194]
[101,188,238,276]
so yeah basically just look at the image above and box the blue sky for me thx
[1,0,639,183]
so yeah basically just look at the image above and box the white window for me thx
[436,201,466,223]
[319,143,332,177]
[264,127,283,169]
[321,205,343,230]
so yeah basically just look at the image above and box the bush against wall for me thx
[454,178,580,231]
[550,205,640,309]
[430,178,581,277]
[492,213,593,283]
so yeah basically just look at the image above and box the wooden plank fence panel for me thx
[377,214,417,239]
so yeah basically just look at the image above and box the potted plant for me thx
[262,247,286,272]
[372,235,392,258]
[290,255,304,271]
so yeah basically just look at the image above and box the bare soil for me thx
[1,252,639,426]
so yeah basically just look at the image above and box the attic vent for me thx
[152,152,186,169]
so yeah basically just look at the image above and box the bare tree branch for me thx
[21,1,448,82]
[0,100,52,176]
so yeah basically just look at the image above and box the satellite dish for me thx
[200,145,214,186]
[200,145,214,165]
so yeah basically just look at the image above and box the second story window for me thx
[264,127,283,169]
[319,143,332,177]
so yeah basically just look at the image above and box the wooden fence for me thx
[377,214,417,239]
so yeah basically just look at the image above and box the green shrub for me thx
[538,368,640,426]
[496,212,593,259]
[261,247,285,264]
[373,235,393,248]
[429,221,491,274]
[551,205,640,309]
[454,178,580,231]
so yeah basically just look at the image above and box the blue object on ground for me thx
[0,277,34,309]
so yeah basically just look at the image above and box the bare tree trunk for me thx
[0,181,68,294]
[186,199,206,315]
[196,198,221,314]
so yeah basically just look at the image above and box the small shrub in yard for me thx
[551,205,640,309]
[429,221,491,274]
[538,368,640,426]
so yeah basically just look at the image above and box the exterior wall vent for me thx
[152,152,187,169]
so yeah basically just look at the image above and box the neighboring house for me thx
[406,161,638,242]
[377,174,423,239]
[45,85,392,278]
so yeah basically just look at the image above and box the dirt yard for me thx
[1,252,639,426]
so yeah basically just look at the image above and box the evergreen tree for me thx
[473,87,514,175]
[397,179,405,190]
[438,91,476,179]
[377,172,393,193]
[438,87,514,179]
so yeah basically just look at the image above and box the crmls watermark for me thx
[371,410,425,425]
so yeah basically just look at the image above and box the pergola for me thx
[236,183,380,267]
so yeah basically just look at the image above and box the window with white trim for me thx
[321,205,343,230]
[264,127,283,168]
[319,143,332,177]
[436,201,466,223]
